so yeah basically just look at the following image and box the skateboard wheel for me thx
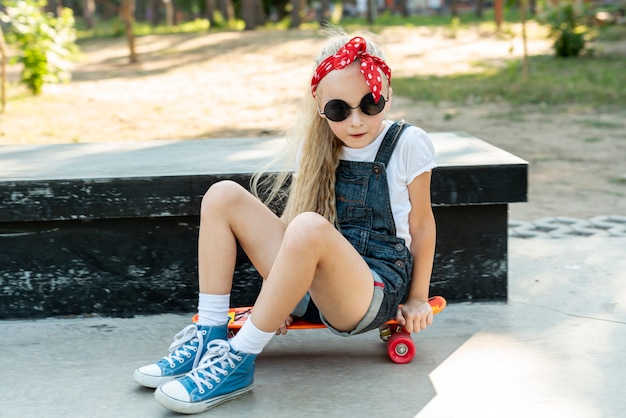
[387,332,415,364]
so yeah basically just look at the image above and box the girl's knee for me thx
[201,180,246,214]
[285,212,333,246]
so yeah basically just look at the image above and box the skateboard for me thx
[194,296,446,364]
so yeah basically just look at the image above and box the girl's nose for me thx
[348,107,364,126]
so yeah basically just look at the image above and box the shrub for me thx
[0,0,79,94]
[542,2,590,58]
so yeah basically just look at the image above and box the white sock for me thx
[230,318,274,354]
[196,293,230,326]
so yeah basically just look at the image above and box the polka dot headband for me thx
[311,36,392,104]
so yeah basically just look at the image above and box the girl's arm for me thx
[397,170,437,333]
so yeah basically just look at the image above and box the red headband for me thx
[311,36,391,104]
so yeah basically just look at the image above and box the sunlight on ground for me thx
[417,331,604,418]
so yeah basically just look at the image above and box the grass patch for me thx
[393,54,626,108]
[583,137,603,143]
[609,177,626,185]
[577,119,623,129]
[339,8,522,29]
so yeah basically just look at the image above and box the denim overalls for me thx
[297,121,414,335]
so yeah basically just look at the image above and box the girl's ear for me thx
[313,94,326,119]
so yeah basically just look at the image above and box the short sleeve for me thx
[397,125,437,185]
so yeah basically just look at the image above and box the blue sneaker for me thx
[155,339,256,414]
[134,324,227,388]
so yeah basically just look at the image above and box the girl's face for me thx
[316,62,390,149]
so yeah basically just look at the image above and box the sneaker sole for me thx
[154,384,253,414]
[133,369,179,389]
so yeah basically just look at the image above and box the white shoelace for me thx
[163,324,205,369]
[187,340,241,394]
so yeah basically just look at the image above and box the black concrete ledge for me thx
[0,133,527,319]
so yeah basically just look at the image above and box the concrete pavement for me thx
[2,235,625,418]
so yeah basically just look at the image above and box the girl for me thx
[134,32,437,414]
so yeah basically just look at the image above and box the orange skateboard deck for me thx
[216,296,447,364]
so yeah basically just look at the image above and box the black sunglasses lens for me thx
[360,94,386,115]
[323,100,350,122]
[323,94,386,122]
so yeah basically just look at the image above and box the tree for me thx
[0,0,78,95]
[290,0,303,28]
[119,0,138,63]
[318,0,331,24]
[83,0,96,29]
[366,0,377,24]
[476,0,485,18]
[494,0,504,31]
[219,0,234,21]
[206,0,216,26]
[241,0,265,30]
[519,0,530,81]
[543,1,588,57]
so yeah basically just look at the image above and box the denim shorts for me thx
[293,267,407,337]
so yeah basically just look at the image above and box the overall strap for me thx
[374,121,409,166]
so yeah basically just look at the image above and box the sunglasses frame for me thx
[319,92,389,122]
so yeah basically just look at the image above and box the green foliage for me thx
[541,2,590,58]
[393,54,625,108]
[0,0,79,95]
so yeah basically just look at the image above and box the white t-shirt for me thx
[340,120,436,247]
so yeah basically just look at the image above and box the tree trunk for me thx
[398,0,409,17]
[319,0,330,24]
[163,0,174,26]
[83,0,96,29]
[149,0,161,26]
[255,0,266,26]
[290,0,302,28]
[241,0,257,29]
[450,0,459,17]
[520,0,529,81]
[120,0,138,64]
[475,0,484,18]
[219,0,234,21]
[366,0,377,24]
[0,26,7,113]
[206,0,216,26]
[494,0,504,31]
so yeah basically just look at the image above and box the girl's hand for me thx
[396,299,433,333]
[275,315,294,335]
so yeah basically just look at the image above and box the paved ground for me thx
[2,234,625,418]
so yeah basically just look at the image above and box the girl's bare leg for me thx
[197,180,287,294]
[251,211,375,333]
[151,180,379,412]
[199,181,376,333]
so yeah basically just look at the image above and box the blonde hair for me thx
[251,30,387,227]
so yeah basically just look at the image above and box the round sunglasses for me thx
[320,93,388,122]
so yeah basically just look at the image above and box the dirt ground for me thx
[1,26,625,221]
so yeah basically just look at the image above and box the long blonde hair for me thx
[251,31,387,227]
